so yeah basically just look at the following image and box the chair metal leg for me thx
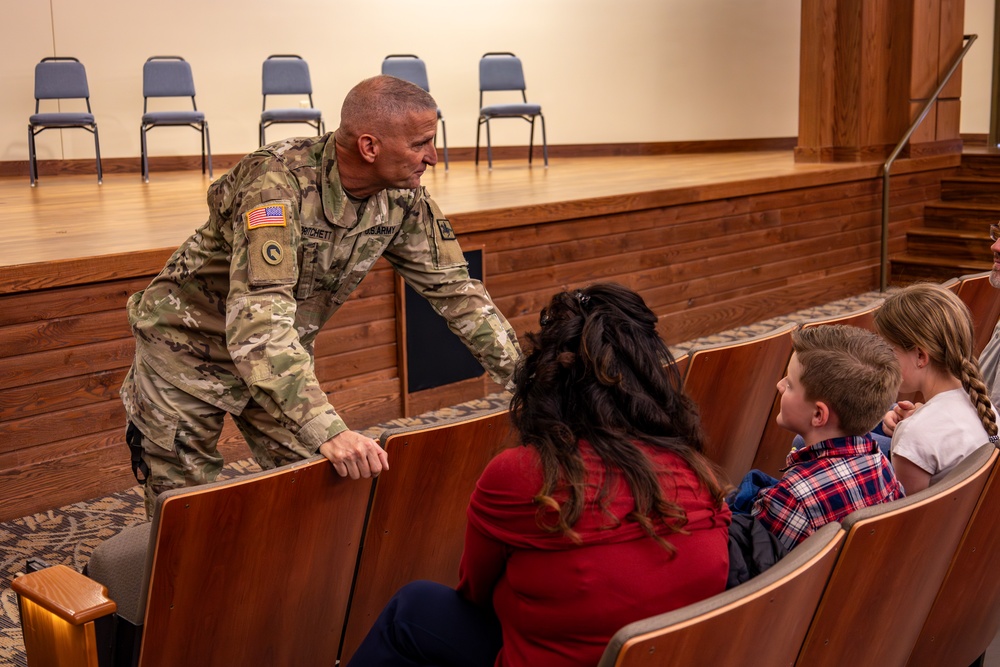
[141,126,149,183]
[475,118,482,167]
[204,121,213,179]
[440,118,448,171]
[28,125,37,187]
[540,114,548,167]
[528,117,535,165]
[259,122,265,148]
[93,124,102,185]
[485,120,493,170]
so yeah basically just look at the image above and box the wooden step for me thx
[958,152,1000,178]
[905,227,993,262]
[924,201,1000,231]
[890,253,991,286]
[941,177,1000,204]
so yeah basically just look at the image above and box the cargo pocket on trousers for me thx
[125,387,180,455]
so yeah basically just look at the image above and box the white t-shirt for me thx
[979,319,1000,408]
[891,388,993,484]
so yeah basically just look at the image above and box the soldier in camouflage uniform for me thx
[122,75,521,516]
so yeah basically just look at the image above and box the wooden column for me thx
[797,0,965,163]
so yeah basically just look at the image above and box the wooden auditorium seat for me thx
[597,521,844,667]
[907,443,1000,667]
[795,443,998,667]
[338,407,513,663]
[13,455,373,667]
[670,351,689,383]
[955,271,1000,357]
[682,323,795,485]
[752,302,882,478]
[941,275,962,293]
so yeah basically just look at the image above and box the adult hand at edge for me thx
[319,430,389,479]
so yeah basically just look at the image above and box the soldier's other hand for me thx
[319,430,389,479]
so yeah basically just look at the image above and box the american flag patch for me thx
[246,204,287,229]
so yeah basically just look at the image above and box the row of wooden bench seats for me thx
[693,270,1000,484]
[13,408,515,666]
[14,411,1000,667]
[601,441,1000,666]
[13,271,1000,666]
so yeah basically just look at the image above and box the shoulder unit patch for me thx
[436,218,456,240]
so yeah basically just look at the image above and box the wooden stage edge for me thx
[0,145,968,520]
[0,137,801,179]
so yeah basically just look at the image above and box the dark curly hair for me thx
[509,283,726,551]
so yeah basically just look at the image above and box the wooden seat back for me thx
[907,444,1000,667]
[683,323,795,485]
[941,275,962,293]
[956,271,1000,357]
[752,304,881,478]
[137,456,373,667]
[597,522,844,667]
[670,351,689,382]
[795,444,998,667]
[338,408,514,663]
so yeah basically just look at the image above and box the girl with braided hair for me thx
[348,283,731,667]
[874,282,999,494]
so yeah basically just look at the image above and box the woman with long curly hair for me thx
[348,283,731,667]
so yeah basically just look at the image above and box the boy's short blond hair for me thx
[792,325,901,436]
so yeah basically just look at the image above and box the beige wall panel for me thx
[962,0,995,134]
[1,0,802,162]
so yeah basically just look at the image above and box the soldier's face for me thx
[376,109,439,189]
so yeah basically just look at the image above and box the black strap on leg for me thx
[125,422,150,485]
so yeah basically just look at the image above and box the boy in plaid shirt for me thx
[751,325,904,550]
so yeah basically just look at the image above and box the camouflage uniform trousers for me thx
[121,354,316,517]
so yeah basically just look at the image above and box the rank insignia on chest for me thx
[436,218,456,240]
[247,203,287,230]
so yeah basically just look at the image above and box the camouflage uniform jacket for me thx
[127,133,520,450]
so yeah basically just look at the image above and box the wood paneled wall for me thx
[797,0,966,162]
[0,160,955,521]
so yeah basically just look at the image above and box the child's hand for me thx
[881,400,919,436]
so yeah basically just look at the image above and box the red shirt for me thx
[457,441,731,667]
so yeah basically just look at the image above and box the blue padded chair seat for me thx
[30,112,95,126]
[475,51,547,168]
[142,110,205,124]
[28,56,102,186]
[139,56,211,182]
[261,108,323,122]
[480,103,542,118]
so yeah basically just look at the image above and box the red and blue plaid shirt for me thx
[751,435,903,550]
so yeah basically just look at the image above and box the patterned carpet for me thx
[0,291,887,666]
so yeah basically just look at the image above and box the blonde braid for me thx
[960,358,999,438]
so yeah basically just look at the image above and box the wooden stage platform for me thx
[0,151,939,286]
[0,150,961,519]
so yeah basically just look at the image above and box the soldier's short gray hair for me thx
[340,75,437,139]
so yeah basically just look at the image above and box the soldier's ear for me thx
[358,134,379,163]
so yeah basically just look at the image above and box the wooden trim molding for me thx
[0,138,798,178]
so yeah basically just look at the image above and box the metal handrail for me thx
[880,33,977,292]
